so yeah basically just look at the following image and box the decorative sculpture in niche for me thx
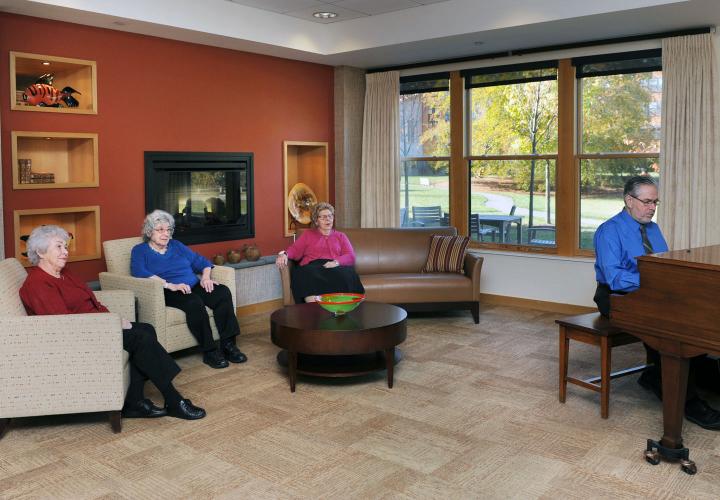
[287,183,317,225]
[23,73,80,107]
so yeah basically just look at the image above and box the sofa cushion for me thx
[360,273,473,303]
[422,235,469,274]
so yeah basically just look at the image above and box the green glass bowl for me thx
[316,293,365,316]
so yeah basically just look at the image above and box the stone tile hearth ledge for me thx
[222,255,276,269]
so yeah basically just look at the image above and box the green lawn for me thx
[400,175,622,247]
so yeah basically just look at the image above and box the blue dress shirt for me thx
[593,209,668,292]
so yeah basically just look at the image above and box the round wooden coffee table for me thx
[270,302,407,392]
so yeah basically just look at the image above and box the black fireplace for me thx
[145,151,254,245]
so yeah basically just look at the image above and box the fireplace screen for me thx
[145,152,254,244]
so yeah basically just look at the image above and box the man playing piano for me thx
[593,175,720,430]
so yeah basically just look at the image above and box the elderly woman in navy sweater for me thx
[131,209,247,369]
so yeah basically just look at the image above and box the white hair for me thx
[26,225,70,265]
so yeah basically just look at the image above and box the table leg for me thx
[515,221,521,244]
[386,348,394,388]
[289,350,297,393]
[499,222,507,243]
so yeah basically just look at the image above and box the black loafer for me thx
[203,349,229,369]
[122,398,167,418]
[166,399,206,420]
[222,341,248,364]
[685,398,720,430]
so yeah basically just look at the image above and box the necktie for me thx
[640,224,654,254]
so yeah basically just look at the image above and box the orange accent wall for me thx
[0,13,334,281]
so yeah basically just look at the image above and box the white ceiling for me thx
[226,0,452,23]
[0,0,718,69]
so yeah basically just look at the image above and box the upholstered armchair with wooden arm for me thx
[99,237,237,353]
[0,258,132,439]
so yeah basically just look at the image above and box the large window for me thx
[575,50,662,250]
[399,73,450,227]
[464,62,558,246]
[396,49,662,256]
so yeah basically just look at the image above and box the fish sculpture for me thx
[22,73,80,107]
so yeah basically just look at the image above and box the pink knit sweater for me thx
[286,229,356,267]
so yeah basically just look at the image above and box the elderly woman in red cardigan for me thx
[276,202,364,303]
[19,225,205,421]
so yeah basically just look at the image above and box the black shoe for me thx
[221,340,248,364]
[203,349,229,369]
[166,399,206,420]
[122,398,167,418]
[685,398,720,430]
[638,368,662,401]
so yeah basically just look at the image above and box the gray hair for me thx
[311,202,335,227]
[26,225,70,265]
[623,175,658,198]
[141,209,175,242]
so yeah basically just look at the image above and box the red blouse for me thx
[19,267,109,316]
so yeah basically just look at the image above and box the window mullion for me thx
[556,58,578,256]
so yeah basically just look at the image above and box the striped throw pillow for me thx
[422,235,470,274]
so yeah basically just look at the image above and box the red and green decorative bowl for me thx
[316,293,365,315]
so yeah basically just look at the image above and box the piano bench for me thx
[556,312,647,419]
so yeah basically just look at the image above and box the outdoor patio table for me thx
[476,214,522,243]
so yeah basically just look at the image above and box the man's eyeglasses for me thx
[629,194,660,206]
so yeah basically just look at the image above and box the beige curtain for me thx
[658,33,720,249]
[361,71,400,227]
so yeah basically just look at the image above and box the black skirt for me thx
[290,259,365,304]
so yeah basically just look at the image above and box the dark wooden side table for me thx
[270,302,407,392]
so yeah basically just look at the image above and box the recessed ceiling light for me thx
[41,61,50,65]
[313,11,337,19]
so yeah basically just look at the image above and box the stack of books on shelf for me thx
[18,159,32,183]
[30,172,55,184]
[18,159,55,184]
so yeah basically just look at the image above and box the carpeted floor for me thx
[2,304,719,499]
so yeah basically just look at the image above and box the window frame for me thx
[399,75,452,227]
[405,52,661,258]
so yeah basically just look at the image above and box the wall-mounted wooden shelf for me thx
[283,141,329,237]
[14,206,101,266]
[12,131,99,189]
[10,51,97,114]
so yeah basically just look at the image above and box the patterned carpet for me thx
[2,304,719,499]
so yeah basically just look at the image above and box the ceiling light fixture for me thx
[41,61,50,65]
[313,11,337,19]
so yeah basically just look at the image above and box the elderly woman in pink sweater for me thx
[276,202,365,303]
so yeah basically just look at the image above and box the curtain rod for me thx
[367,26,712,74]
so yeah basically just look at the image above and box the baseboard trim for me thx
[236,299,283,317]
[479,293,595,315]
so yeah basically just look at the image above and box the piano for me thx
[611,244,720,474]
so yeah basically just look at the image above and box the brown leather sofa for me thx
[280,227,484,323]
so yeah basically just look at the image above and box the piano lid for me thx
[641,244,720,272]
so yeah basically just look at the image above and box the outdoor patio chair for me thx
[412,205,443,226]
[527,225,556,245]
[470,213,498,242]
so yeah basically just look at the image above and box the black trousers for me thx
[163,283,239,351]
[124,322,180,391]
[290,259,365,304]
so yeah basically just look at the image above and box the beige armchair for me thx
[99,237,237,353]
[0,258,133,438]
